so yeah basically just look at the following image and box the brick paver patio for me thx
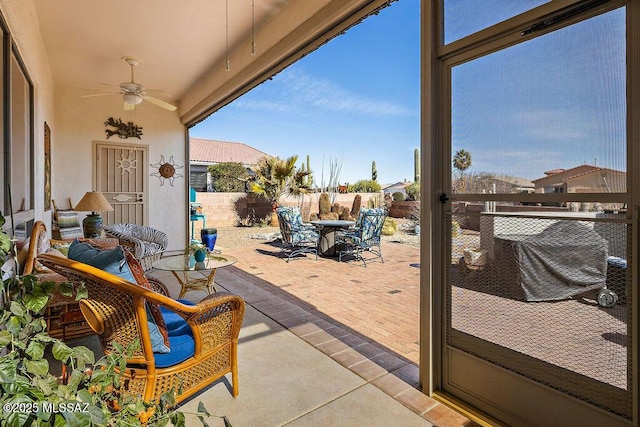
[224,239,421,363]
[197,233,480,426]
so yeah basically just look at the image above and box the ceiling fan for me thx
[83,57,177,111]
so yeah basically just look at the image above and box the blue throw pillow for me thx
[67,240,170,353]
[68,240,135,281]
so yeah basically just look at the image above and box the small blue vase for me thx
[194,249,206,262]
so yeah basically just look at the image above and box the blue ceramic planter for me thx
[194,249,207,262]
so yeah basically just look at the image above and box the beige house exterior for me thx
[533,164,627,194]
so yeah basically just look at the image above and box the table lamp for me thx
[74,191,114,238]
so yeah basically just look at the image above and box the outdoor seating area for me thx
[39,250,246,404]
[273,205,389,267]
[336,207,387,267]
[275,206,320,262]
[34,226,475,426]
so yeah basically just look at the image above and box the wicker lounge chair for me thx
[38,253,245,403]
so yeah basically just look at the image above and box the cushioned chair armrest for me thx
[146,277,171,297]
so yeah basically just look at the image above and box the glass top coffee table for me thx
[152,253,237,298]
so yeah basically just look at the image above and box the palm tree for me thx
[247,155,311,225]
[453,149,472,192]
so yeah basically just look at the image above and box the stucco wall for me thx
[1,2,188,251]
[54,86,188,251]
[0,0,56,228]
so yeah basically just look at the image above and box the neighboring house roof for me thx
[492,174,534,189]
[532,164,621,185]
[383,181,411,191]
[189,138,270,165]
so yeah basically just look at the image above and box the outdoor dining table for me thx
[310,219,355,257]
[152,252,237,298]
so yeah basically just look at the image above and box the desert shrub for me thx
[367,194,382,208]
[392,192,405,201]
[208,162,247,192]
[382,217,398,236]
[383,193,393,211]
[405,182,420,201]
[348,179,381,193]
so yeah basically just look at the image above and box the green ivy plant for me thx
[0,213,230,426]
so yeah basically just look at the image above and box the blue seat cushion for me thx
[161,299,195,337]
[154,334,195,368]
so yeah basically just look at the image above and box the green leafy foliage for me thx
[392,192,405,202]
[0,213,229,426]
[405,182,420,201]
[246,155,311,206]
[348,180,381,193]
[208,162,247,192]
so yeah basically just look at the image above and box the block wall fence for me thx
[191,191,394,231]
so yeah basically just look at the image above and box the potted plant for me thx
[188,242,208,262]
[0,213,229,426]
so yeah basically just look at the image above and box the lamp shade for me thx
[74,191,114,213]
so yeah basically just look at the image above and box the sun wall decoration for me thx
[115,150,138,175]
[150,155,183,186]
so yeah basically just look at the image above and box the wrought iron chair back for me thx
[276,206,319,262]
[337,208,387,267]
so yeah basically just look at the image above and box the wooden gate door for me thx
[94,141,148,225]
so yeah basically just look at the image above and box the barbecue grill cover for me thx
[494,221,608,301]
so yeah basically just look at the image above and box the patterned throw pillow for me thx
[123,251,170,350]
[56,211,80,228]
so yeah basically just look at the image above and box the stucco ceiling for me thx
[32,0,394,121]
[33,0,288,102]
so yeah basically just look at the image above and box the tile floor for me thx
[145,238,481,426]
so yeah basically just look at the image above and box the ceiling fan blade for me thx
[141,94,177,111]
[145,88,172,97]
[81,92,120,98]
[124,102,135,111]
[98,82,121,89]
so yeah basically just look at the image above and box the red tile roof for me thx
[189,138,270,165]
[532,165,603,183]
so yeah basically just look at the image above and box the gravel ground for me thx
[215,218,421,249]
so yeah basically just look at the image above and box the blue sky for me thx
[190,0,420,186]
[451,6,626,181]
[191,0,626,186]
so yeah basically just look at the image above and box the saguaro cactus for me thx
[414,148,420,182]
[306,154,313,186]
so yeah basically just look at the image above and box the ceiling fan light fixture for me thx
[123,93,143,105]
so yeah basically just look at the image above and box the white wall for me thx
[54,86,188,251]
[0,0,56,228]
[0,1,193,251]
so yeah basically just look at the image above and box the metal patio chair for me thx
[276,206,319,262]
[337,208,387,267]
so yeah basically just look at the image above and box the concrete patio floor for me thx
[140,235,480,426]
